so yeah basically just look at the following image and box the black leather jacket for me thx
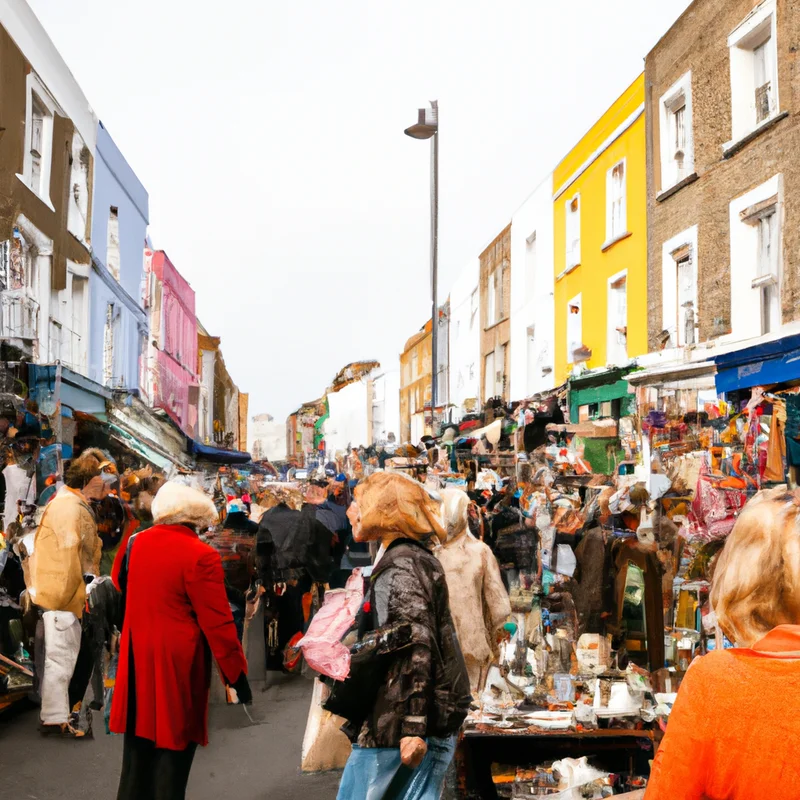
[355,538,471,747]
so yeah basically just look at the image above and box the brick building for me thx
[645,0,800,354]
[480,224,512,404]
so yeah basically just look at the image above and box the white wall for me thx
[0,0,97,150]
[448,258,480,417]
[510,174,555,399]
[249,413,287,462]
[372,369,400,444]
[325,380,370,456]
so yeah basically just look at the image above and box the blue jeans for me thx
[337,736,457,800]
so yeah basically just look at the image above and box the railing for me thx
[1,291,39,341]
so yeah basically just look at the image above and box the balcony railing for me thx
[1,291,39,341]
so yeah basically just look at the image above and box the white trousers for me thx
[40,610,81,725]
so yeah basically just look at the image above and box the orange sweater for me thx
[646,625,800,800]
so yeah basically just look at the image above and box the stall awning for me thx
[714,333,800,393]
[189,440,252,464]
[626,360,716,387]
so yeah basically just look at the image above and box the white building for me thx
[509,174,556,400]
[249,413,287,462]
[447,259,480,420]
[325,380,372,457]
[372,369,400,445]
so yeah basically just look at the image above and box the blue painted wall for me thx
[89,122,149,392]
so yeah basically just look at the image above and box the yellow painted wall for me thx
[553,74,647,384]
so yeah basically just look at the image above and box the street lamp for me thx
[405,101,439,435]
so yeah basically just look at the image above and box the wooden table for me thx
[460,727,655,799]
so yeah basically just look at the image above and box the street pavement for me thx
[0,674,342,799]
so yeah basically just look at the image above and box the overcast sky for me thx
[28,0,692,419]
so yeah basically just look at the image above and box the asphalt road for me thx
[0,674,342,800]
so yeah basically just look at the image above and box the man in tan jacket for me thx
[29,449,108,737]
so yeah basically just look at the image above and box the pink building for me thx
[142,249,198,436]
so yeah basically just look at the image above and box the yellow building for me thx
[553,74,647,386]
[399,319,432,443]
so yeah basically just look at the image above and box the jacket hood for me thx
[441,487,469,542]
[151,481,219,530]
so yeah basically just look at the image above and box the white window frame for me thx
[565,194,581,270]
[605,159,627,243]
[16,73,58,212]
[566,293,582,365]
[727,0,779,146]
[607,270,628,366]
[661,226,699,349]
[658,72,694,193]
[486,270,497,328]
[729,174,783,341]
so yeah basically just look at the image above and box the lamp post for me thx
[405,101,439,435]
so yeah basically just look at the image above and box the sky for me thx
[27,0,693,420]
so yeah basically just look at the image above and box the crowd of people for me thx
[4,437,800,800]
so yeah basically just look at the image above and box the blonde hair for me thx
[711,488,800,646]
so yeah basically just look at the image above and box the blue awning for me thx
[188,440,252,464]
[714,333,800,393]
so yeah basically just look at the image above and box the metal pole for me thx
[430,100,439,434]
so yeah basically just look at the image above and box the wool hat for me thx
[152,481,219,530]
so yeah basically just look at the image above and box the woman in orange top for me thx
[646,488,800,800]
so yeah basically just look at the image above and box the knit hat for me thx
[152,481,219,530]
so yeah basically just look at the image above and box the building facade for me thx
[553,74,648,385]
[372,369,401,446]
[141,249,198,435]
[399,320,432,443]
[645,0,800,358]
[89,121,149,392]
[448,259,480,419]
[480,225,512,404]
[0,6,97,369]
[509,174,556,401]
[249,413,287,462]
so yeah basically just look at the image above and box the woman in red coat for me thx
[110,481,250,800]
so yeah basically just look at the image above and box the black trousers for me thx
[116,733,197,800]
[116,641,198,800]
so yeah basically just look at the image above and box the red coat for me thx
[109,524,247,750]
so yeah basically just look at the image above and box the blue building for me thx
[89,121,149,393]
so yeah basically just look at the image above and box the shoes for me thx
[39,722,88,739]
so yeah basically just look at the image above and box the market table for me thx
[460,727,655,799]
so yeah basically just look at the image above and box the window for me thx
[754,37,775,123]
[469,289,478,330]
[659,73,693,192]
[736,187,781,337]
[525,232,537,304]
[661,227,699,348]
[486,271,496,327]
[756,211,780,333]
[728,0,779,143]
[567,295,582,364]
[107,207,121,281]
[607,273,628,365]
[484,351,495,401]
[49,318,62,363]
[103,303,115,386]
[606,161,627,241]
[19,74,56,208]
[30,96,45,196]
[566,195,581,269]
